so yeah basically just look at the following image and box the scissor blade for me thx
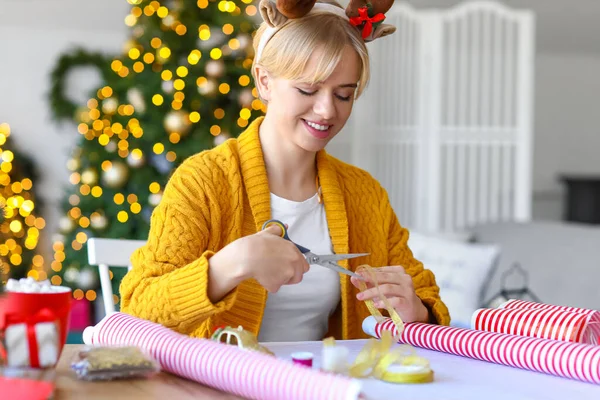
[319,253,370,263]
[321,262,364,280]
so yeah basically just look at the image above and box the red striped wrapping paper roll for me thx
[362,316,600,384]
[500,299,600,344]
[84,313,362,400]
[471,308,599,344]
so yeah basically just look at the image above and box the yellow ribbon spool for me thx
[348,265,433,384]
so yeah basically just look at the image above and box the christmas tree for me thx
[48,0,263,306]
[0,123,47,283]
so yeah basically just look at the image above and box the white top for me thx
[257,192,341,342]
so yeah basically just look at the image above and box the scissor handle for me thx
[261,219,310,254]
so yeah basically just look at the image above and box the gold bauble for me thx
[238,89,254,107]
[90,213,108,230]
[205,60,225,78]
[102,98,118,115]
[102,161,129,188]
[59,216,76,233]
[198,79,217,96]
[148,192,163,207]
[127,152,145,168]
[67,158,81,171]
[81,168,98,185]
[164,110,191,136]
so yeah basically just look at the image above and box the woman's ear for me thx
[370,23,396,41]
[254,65,272,103]
[259,0,288,28]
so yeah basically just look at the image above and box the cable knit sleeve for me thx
[383,190,451,326]
[119,157,237,334]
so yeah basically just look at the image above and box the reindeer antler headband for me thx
[256,0,396,63]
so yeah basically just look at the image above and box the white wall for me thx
[532,53,600,220]
[0,0,129,251]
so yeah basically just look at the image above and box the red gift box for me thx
[0,288,72,368]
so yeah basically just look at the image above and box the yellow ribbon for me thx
[356,265,405,339]
[346,265,433,384]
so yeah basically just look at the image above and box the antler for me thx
[276,0,318,19]
[345,0,396,41]
[346,0,394,18]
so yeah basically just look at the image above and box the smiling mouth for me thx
[302,119,332,140]
[304,120,330,131]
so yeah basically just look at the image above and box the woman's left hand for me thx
[350,266,431,323]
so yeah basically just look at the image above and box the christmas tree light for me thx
[48,0,264,306]
[0,123,46,283]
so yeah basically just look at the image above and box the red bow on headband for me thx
[349,6,386,39]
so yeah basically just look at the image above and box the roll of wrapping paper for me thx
[499,300,600,344]
[362,316,600,384]
[84,312,362,400]
[471,307,600,344]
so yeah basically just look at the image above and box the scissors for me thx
[262,219,368,280]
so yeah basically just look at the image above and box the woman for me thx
[120,0,450,341]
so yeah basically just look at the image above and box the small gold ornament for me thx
[148,192,163,207]
[127,152,145,168]
[198,79,217,96]
[205,60,225,78]
[81,168,98,185]
[59,216,76,233]
[127,88,146,113]
[163,110,191,136]
[90,213,108,230]
[238,89,254,107]
[67,158,81,171]
[213,132,230,146]
[102,161,129,188]
[211,325,274,356]
[102,98,118,115]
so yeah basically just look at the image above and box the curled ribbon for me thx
[347,330,433,384]
[349,6,386,39]
[349,265,433,383]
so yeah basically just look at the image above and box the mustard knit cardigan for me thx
[119,117,450,339]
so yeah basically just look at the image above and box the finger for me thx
[262,224,284,237]
[376,265,406,274]
[357,284,406,301]
[373,296,408,310]
[359,270,404,287]
[351,275,374,289]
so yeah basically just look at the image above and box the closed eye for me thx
[297,88,315,96]
[297,88,352,102]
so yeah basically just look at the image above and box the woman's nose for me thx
[313,94,336,120]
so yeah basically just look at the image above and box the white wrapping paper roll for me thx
[85,312,362,400]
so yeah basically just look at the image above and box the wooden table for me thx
[54,340,600,400]
[55,345,243,400]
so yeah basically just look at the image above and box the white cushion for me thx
[407,232,501,328]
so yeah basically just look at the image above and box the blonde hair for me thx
[252,3,370,100]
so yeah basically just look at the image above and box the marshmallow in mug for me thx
[5,277,70,293]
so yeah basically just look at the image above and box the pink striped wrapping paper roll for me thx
[498,300,600,345]
[362,316,600,384]
[471,308,598,344]
[84,313,362,400]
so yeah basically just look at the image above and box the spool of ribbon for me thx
[346,330,433,384]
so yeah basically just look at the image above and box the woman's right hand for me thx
[207,224,310,302]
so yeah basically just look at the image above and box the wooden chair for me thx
[86,238,145,315]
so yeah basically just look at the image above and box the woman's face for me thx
[257,45,362,152]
